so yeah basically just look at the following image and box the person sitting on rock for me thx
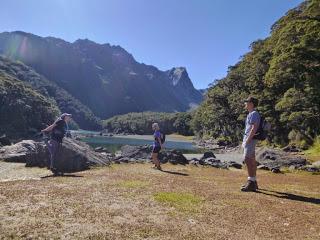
[151,123,163,170]
[41,113,72,174]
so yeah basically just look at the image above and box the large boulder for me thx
[200,151,216,160]
[256,148,307,169]
[201,157,228,169]
[0,138,111,172]
[0,140,46,163]
[119,145,152,160]
[189,152,239,169]
[115,145,188,165]
[159,149,188,165]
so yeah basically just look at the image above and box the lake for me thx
[72,131,201,153]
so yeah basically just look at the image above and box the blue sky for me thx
[0,0,303,89]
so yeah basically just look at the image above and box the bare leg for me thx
[152,152,161,169]
[245,156,257,177]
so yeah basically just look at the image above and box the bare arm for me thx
[41,123,56,133]
[245,123,259,144]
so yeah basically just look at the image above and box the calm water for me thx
[74,131,201,153]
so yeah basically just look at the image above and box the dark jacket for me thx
[51,119,66,143]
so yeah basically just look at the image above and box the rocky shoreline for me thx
[0,138,319,175]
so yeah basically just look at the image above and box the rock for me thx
[118,145,152,160]
[312,161,320,167]
[101,152,115,158]
[159,149,188,165]
[257,148,307,169]
[200,151,216,160]
[119,157,130,163]
[116,145,188,165]
[282,145,301,153]
[0,140,47,164]
[201,157,228,169]
[257,165,270,170]
[217,139,230,147]
[0,135,11,146]
[271,167,281,173]
[95,146,104,152]
[299,165,320,173]
[187,156,230,169]
[94,147,110,153]
[189,158,199,165]
[227,161,242,169]
[289,165,297,171]
[0,138,111,172]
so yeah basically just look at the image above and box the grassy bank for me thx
[305,137,320,163]
[0,164,319,239]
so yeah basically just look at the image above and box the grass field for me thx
[0,163,319,239]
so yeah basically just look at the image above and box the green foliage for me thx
[193,0,320,146]
[103,111,194,135]
[0,72,59,138]
[305,136,320,156]
[173,112,194,136]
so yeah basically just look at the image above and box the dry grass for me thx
[0,163,319,240]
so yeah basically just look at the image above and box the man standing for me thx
[241,97,260,192]
[41,113,72,174]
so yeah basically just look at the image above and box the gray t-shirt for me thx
[243,110,260,141]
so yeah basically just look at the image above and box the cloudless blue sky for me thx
[0,0,304,89]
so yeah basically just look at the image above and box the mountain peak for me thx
[74,38,97,45]
[167,67,190,86]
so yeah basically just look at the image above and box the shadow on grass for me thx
[41,174,84,179]
[161,170,189,176]
[257,188,320,205]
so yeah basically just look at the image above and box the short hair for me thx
[152,123,160,130]
[244,96,259,107]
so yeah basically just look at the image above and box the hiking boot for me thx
[241,180,257,192]
[50,167,59,175]
[242,181,258,190]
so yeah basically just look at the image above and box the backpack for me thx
[160,132,166,144]
[253,115,271,141]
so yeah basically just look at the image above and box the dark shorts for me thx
[152,146,161,153]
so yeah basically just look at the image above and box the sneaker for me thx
[241,180,257,192]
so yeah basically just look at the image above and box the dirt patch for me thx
[0,163,319,239]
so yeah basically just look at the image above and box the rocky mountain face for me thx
[0,31,203,122]
[166,67,203,109]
